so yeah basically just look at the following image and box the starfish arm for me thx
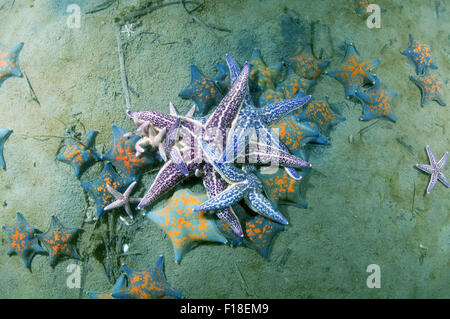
[438,172,449,187]
[225,53,241,85]
[104,199,124,211]
[262,95,312,125]
[246,189,288,225]
[196,182,249,211]
[426,145,437,166]
[437,152,448,170]
[170,147,189,176]
[106,185,124,200]
[427,173,438,194]
[129,197,143,203]
[216,206,244,238]
[124,203,134,219]
[138,160,186,209]
[416,164,434,175]
[158,143,167,162]
[185,104,196,117]
[127,110,177,131]
[123,181,137,198]
[245,141,312,168]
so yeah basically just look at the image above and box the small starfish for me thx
[410,73,446,107]
[179,65,224,116]
[402,34,438,75]
[286,43,329,80]
[2,212,46,271]
[112,256,183,299]
[87,274,127,299]
[416,145,449,194]
[104,181,142,219]
[103,125,161,179]
[293,99,346,134]
[196,139,289,225]
[0,128,13,170]
[37,216,81,267]
[121,23,135,37]
[56,130,100,178]
[146,188,227,263]
[250,49,283,91]
[355,76,398,122]
[0,42,24,87]
[354,0,376,19]
[129,120,167,159]
[326,43,379,98]
[81,163,135,218]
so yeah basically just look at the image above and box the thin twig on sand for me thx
[116,25,131,110]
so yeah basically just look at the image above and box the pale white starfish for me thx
[416,145,449,194]
[121,23,135,37]
[104,181,142,219]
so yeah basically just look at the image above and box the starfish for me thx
[104,181,142,219]
[196,138,290,225]
[293,99,346,134]
[2,212,46,271]
[112,256,183,299]
[102,125,161,179]
[409,73,446,107]
[270,114,328,160]
[127,58,250,237]
[285,43,329,80]
[326,43,379,98]
[56,130,101,178]
[355,76,398,122]
[258,88,285,106]
[179,65,224,116]
[279,67,317,99]
[146,188,227,263]
[416,145,449,194]
[87,274,127,299]
[249,49,283,91]
[121,23,135,37]
[402,34,438,75]
[81,163,134,218]
[127,119,166,158]
[354,0,376,19]
[0,42,24,87]
[215,204,285,259]
[213,62,231,93]
[0,128,13,170]
[37,216,81,267]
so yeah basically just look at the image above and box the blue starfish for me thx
[409,72,446,107]
[81,163,134,218]
[2,212,46,271]
[215,204,285,259]
[196,138,289,225]
[279,67,317,99]
[285,43,329,80]
[214,62,231,93]
[249,49,283,91]
[37,216,81,267]
[293,99,346,134]
[258,88,285,107]
[56,130,100,178]
[112,256,183,299]
[0,128,13,170]
[0,42,23,87]
[402,34,438,75]
[179,65,224,116]
[102,125,161,179]
[355,76,398,122]
[326,43,379,98]
[224,54,312,180]
[87,274,127,299]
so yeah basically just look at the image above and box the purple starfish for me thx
[416,145,449,194]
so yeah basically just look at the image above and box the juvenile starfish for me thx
[146,188,227,263]
[293,99,346,134]
[112,256,183,299]
[121,23,135,37]
[103,125,161,179]
[2,212,45,270]
[0,42,24,87]
[416,145,449,194]
[179,65,224,116]
[37,216,81,267]
[250,49,283,91]
[0,128,13,170]
[81,163,134,218]
[56,130,100,178]
[355,77,398,122]
[410,73,446,107]
[196,139,289,225]
[104,181,142,219]
[402,34,438,75]
[326,43,379,98]
[87,274,127,299]
[286,43,329,80]
[128,119,166,159]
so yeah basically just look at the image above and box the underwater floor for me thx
[0,0,449,298]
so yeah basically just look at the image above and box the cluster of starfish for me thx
[402,34,446,107]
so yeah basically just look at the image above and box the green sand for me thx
[0,0,448,298]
